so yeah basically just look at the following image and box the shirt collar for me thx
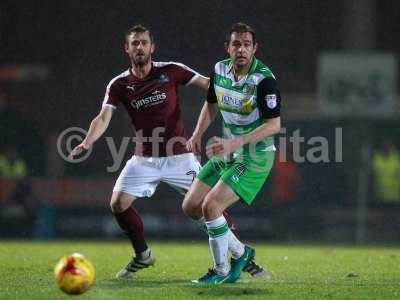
[129,62,154,80]
[227,57,257,76]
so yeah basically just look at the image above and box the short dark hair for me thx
[125,24,154,43]
[227,22,256,44]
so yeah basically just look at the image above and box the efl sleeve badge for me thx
[265,94,277,109]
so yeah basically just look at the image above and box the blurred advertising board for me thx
[318,53,397,117]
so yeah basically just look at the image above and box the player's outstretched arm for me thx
[69,106,114,158]
[186,101,218,154]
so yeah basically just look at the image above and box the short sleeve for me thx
[170,63,199,86]
[102,80,121,109]
[256,77,281,118]
[206,72,217,103]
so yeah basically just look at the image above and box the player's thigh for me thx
[203,179,240,216]
[196,157,226,190]
[110,191,135,213]
[182,178,212,214]
[182,157,225,214]
[220,152,275,205]
[113,156,160,199]
[183,158,225,214]
[161,153,201,192]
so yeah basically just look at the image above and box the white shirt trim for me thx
[102,103,117,109]
[185,73,200,86]
[153,61,200,85]
[102,69,130,107]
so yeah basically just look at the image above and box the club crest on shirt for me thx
[242,83,255,95]
[266,94,277,109]
[159,73,169,83]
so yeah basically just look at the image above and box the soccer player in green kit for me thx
[183,22,281,284]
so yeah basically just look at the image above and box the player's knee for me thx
[110,192,134,213]
[110,197,125,213]
[202,194,219,217]
[182,194,198,217]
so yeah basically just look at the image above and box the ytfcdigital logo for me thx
[57,127,93,163]
[57,126,343,171]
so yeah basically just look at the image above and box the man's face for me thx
[226,32,257,69]
[125,31,154,67]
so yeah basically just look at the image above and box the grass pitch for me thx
[0,241,399,300]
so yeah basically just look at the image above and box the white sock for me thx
[205,216,230,275]
[200,215,245,258]
[227,230,245,259]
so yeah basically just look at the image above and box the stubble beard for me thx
[132,54,151,67]
[234,59,248,72]
[233,54,254,73]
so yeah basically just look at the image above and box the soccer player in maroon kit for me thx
[70,24,266,279]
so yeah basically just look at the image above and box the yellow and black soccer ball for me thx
[54,253,95,295]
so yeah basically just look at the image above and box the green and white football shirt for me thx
[207,57,281,155]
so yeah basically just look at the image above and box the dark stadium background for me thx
[1,0,399,243]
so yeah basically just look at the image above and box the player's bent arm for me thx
[192,101,218,137]
[235,117,281,148]
[83,106,114,146]
[191,75,210,90]
[186,101,217,153]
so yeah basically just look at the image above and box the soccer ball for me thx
[54,253,95,295]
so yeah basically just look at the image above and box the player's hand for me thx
[206,137,240,158]
[186,134,202,154]
[69,142,91,159]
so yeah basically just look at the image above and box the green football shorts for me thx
[197,151,275,205]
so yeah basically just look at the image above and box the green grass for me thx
[0,241,399,300]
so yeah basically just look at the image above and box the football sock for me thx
[196,215,244,259]
[227,230,245,259]
[191,212,240,238]
[205,216,230,275]
[114,207,148,255]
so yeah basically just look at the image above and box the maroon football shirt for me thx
[102,61,199,157]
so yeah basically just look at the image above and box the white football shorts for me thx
[113,153,201,198]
